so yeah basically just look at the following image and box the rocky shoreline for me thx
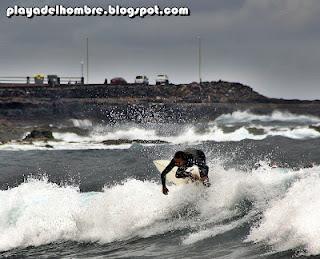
[0,80,319,125]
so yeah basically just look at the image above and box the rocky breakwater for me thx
[0,81,319,124]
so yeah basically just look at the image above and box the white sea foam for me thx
[1,124,319,151]
[1,110,319,151]
[0,177,200,251]
[65,110,320,145]
[53,132,92,143]
[216,110,320,124]
[0,177,82,251]
[268,127,320,139]
[182,220,244,245]
[178,163,304,245]
[90,127,160,142]
[38,111,320,145]
[0,163,313,252]
[86,124,320,144]
[0,141,132,151]
[246,166,320,256]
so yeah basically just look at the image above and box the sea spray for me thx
[215,110,320,124]
[0,161,318,254]
[1,110,320,150]
[0,178,81,251]
[246,166,320,255]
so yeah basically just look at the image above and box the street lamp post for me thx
[86,37,89,84]
[80,60,84,85]
[81,60,84,77]
[197,36,202,85]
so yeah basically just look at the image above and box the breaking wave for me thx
[1,110,319,150]
[215,110,320,125]
[1,163,320,256]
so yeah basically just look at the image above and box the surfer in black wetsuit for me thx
[161,149,210,195]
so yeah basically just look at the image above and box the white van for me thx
[155,74,169,85]
[135,75,149,85]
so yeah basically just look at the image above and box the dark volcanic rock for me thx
[0,81,267,102]
[221,125,242,133]
[247,127,266,135]
[309,125,320,133]
[24,130,54,141]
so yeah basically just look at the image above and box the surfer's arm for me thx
[198,165,210,187]
[197,164,209,178]
[161,159,175,188]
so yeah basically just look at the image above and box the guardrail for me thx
[0,76,84,86]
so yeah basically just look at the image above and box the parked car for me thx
[110,77,127,85]
[47,75,60,87]
[155,74,169,85]
[34,74,45,85]
[135,75,149,85]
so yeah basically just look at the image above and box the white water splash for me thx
[1,110,319,150]
[216,110,320,124]
[70,119,93,129]
[1,163,315,253]
[246,166,320,256]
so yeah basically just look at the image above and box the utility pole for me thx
[197,36,202,85]
[86,37,89,84]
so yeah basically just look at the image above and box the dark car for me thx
[110,77,127,85]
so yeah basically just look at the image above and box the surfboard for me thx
[153,160,201,185]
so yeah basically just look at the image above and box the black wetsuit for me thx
[161,149,209,188]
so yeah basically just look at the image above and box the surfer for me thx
[161,149,210,195]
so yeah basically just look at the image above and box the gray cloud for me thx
[0,0,320,99]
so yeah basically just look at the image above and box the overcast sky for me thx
[1,0,320,99]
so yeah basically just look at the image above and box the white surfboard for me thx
[153,160,201,185]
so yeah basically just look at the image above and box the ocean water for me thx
[1,110,320,258]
